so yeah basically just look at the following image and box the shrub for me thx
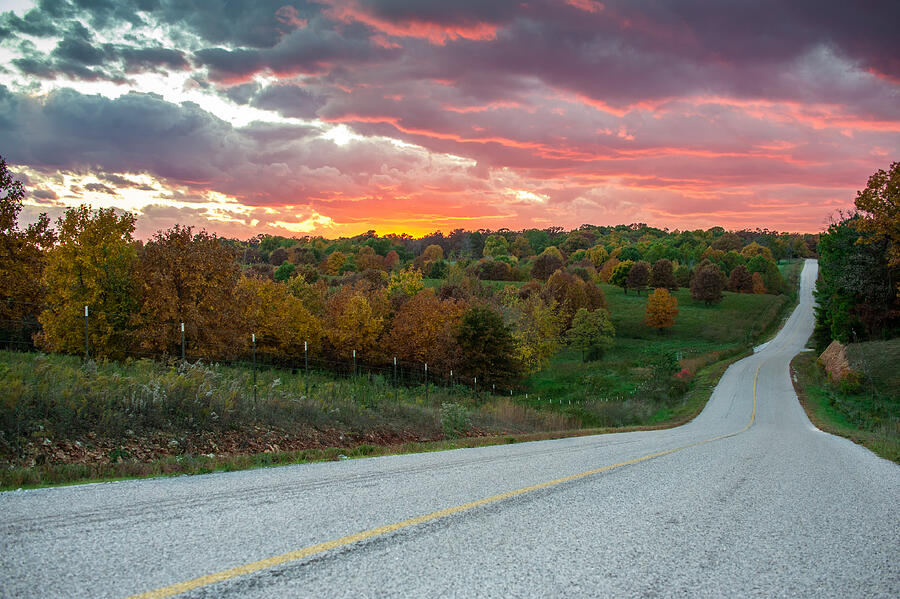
[441,402,470,439]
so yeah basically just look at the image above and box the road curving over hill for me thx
[3,259,898,598]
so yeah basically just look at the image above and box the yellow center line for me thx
[126,362,764,599]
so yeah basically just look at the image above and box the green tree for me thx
[482,234,509,258]
[274,261,296,282]
[39,206,137,358]
[746,255,783,294]
[567,308,615,361]
[455,306,522,385]
[609,260,634,293]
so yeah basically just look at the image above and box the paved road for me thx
[3,259,899,598]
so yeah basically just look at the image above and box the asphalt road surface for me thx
[3,259,898,598]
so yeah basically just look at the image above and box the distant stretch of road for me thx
[2,259,898,598]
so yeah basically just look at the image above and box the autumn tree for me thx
[530,246,565,280]
[422,243,444,262]
[541,269,607,329]
[598,257,620,282]
[508,293,564,373]
[645,288,679,332]
[728,264,753,293]
[0,157,55,348]
[287,275,327,315]
[741,241,774,261]
[854,161,900,297]
[586,245,609,268]
[383,249,400,271]
[385,289,465,370]
[690,261,725,305]
[567,308,615,361]
[387,265,424,299]
[510,235,533,258]
[455,306,522,386]
[134,225,243,359]
[357,245,383,271]
[39,206,137,358]
[649,259,677,290]
[323,284,388,361]
[752,272,766,294]
[269,247,288,266]
[324,251,346,275]
[235,276,321,361]
[626,260,651,295]
[711,231,742,252]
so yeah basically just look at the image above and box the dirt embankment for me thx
[8,427,433,469]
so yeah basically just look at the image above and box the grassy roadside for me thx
[790,344,900,464]
[0,341,756,491]
[1,265,806,491]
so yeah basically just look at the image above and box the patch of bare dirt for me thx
[5,426,436,468]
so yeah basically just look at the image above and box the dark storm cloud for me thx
[193,22,393,82]
[0,85,469,211]
[250,83,325,119]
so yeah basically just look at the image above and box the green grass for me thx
[791,341,899,463]
[525,284,790,405]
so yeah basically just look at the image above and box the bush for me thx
[441,402,470,439]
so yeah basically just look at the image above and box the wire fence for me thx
[0,299,715,408]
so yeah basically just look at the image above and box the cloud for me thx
[2,0,898,236]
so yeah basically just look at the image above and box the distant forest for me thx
[2,156,818,387]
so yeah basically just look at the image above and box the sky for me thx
[1,0,898,239]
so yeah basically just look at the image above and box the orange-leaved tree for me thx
[385,288,465,371]
[134,225,243,359]
[645,288,679,332]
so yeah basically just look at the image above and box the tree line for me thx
[1,156,807,387]
[814,162,900,351]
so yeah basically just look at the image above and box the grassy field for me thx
[0,261,804,489]
[524,279,796,421]
[791,339,900,463]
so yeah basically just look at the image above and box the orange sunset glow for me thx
[1,0,898,237]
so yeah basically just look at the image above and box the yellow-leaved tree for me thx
[324,284,388,361]
[236,276,322,361]
[39,206,137,358]
[645,288,679,333]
